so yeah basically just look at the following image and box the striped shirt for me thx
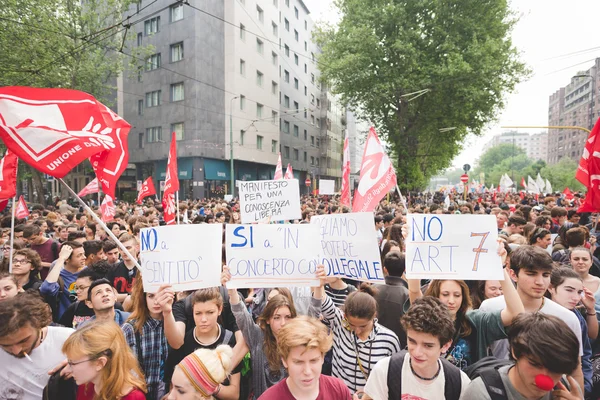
[312,296,401,393]
[324,283,356,308]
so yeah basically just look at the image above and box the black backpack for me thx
[464,356,514,400]
[43,366,77,400]
[387,350,462,400]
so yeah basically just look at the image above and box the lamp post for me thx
[573,74,595,131]
[229,96,238,197]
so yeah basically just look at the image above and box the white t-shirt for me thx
[479,295,583,357]
[0,326,74,400]
[364,353,471,400]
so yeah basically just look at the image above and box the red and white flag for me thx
[284,164,293,179]
[15,195,29,219]
[563,187,574,200]
[77,178,99,197]
[0,149,18,199]
[136,177,157,204]
[0,87,130,197]
[520,177,526,189]
[340,131,351,207]
[577,118,600,212]
[352,127,397,212]
[274,153,283,180]
[100,194,116,222]
[162,133,179,225]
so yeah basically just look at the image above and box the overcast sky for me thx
[303,0,600,168]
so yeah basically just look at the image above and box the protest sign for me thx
[311,212,385,283]
[139,224,222,292]
[225,224,320,288]
[319,179,335,195]
[547,233,558,255]
[238,179,301,223]
[405,214,503,280]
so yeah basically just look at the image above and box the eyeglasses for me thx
[12,259,30,265]
[74,285,90,292]
[67,359,94,367]
[1,247,10,251]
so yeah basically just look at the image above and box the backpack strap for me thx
[387,350,407,399]
[223,329,234,346]
[479,368,508,400]
[440,358,462,400]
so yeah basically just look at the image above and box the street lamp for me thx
[229,96,238,197]
[573,74,595,130]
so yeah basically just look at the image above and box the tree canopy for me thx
[314,0,529,189]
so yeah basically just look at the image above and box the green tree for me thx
[478,143,526,172]
[540,158,584,192]
[314,0,529,190]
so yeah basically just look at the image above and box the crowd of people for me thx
[0,190,596,399]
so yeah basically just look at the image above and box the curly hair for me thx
[13,248,42,272]
[0,292,52,336]
[402,296,455,345]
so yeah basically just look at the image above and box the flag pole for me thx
[8,196,16,273]
[58,178,141,270]
[395,185,407,209]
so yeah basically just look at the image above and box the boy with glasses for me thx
[11,249,42,291]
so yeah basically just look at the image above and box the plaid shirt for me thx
[122,317,168,399]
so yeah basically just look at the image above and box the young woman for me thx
[548,266,596,395]
[222,266,297,399]
[535,215,553,231]
[570,246,600,294]
[470,280,503,309]
[312,268,401,394]
[62,321,147,400]
[11,248,42,290]
[121,275,169,400]
[167,345,233,400]
[528,227,552,249]
[0,272,20,301]
[164,287,241,400]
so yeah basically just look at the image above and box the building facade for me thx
[482,130,548,163]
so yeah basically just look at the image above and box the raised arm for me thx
[155,284,185,349]
[498,241,525,326]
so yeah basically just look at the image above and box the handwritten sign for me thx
[139,225,222,292]
[319,179,335,195]
[225,224,320,288]
[405,214,503,280]
[311,212,385,283]
[239,179,301,223]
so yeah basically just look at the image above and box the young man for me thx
[496,212,508,232]
[79,278,130,327]
[258,316,351,399]
[499,215,527,236]
[22,223,60,279]
[0,293,74,400]
[106,233,139,304]
[362,297,470,399]
[550,206,568,233]
[103,240,120,266]
[479,245,585,390]
[58,267,103,329]
[82,240,106,267]
[39,241,86,320]
[463,313,582,399]
[375,251,409,348]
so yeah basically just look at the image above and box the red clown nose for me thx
[535,374,554,391]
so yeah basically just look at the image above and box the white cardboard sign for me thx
[225,224,320,288]
[405,214,503,280]
[311,212,385,283]
[139,225,223,292]
[239,179,301,223]
[319,179,336,195]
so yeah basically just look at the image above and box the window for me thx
[284,95,289,108]
[240,23,246,40]
[240,59,246,75]
[240,130,245,145]
[294,30,298,41]
[137,99,143,115]
[170,42,183,62]
[294,54,299,65]
[316,118,320,128]
[256,39,264,54]
[146,126,162,143]
[256,70,263,86]
[272,51,278,65]
[303,151,307,162]
[284,146,290,158]
[273,0,277,6]
[284,44,289,57]
[146,53,161,71]
[285,0,289,6]
[311,136,315,145]
[257,6,264,23]
[311,94,315,104]
[144,17,160,35]
[256,103,263,118]
[293,125,299,137]
[293,148,299,160]
[293,101,299,110]
[304,86,307,95]
[138,132,144,149]
[304,41,307,51]
[294,78,299,89]
[316,98,320,108]
[311,73,315,83]
[284,18,289,31]
[305,20,308,30]
[303,130,307,140]
[311,52,315,61]
[311,114,315,124]
[257,135,263,150]
[145,90,161,107]
[240,95,245,110]
[310,156,315,165]
[294,7,299,18]
[269,82,276,96]
[272,111,278,124]
[171,83,184,101]
[316,157,319,166]
[272,22,278,36]
[171,3,183,22]
[284,70,289,82]
[283,121,290,133]
[137,32,142,46]
[304,109,307,118]
[316,138,320,147]
[171,122,184,140]
[269,139,277,154]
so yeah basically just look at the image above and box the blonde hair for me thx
[276,315,333,361]
[62,321,146,400]
[177,345,233,394]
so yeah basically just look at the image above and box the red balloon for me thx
[535,374,554,391]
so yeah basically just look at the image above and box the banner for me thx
[136,177,156,204]
[100,194,115,222]
[15,195,29,219]
[311,212,385,283]
[162,132,179,225]
[274,153,283,180]
[319,180,335,195]
[140,224,222,292]
[405,214,503,280]
[284,163,293,179]
[0,149,18,199]
[238,179,301,223]
[78,178,99,197]
[225,224,320,288]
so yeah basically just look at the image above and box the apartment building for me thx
[482,130,548,163]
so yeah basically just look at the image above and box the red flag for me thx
[519,191,525,200]
[340,131,351,207]
[0,87,129,181]
[0,149,18,199]
[136,177,157,204]
[352,127,397,212]
[576,118,600,212]
[15,195,29,219]
[577,118,600,186]
[100,195,115,222]
[563,187,574,200]
[162,132,179,225]
[284,163,293,179]
[0,199,8,212]
[274,153,283,180]
[77,178,99,197]
[520,177,526,189]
